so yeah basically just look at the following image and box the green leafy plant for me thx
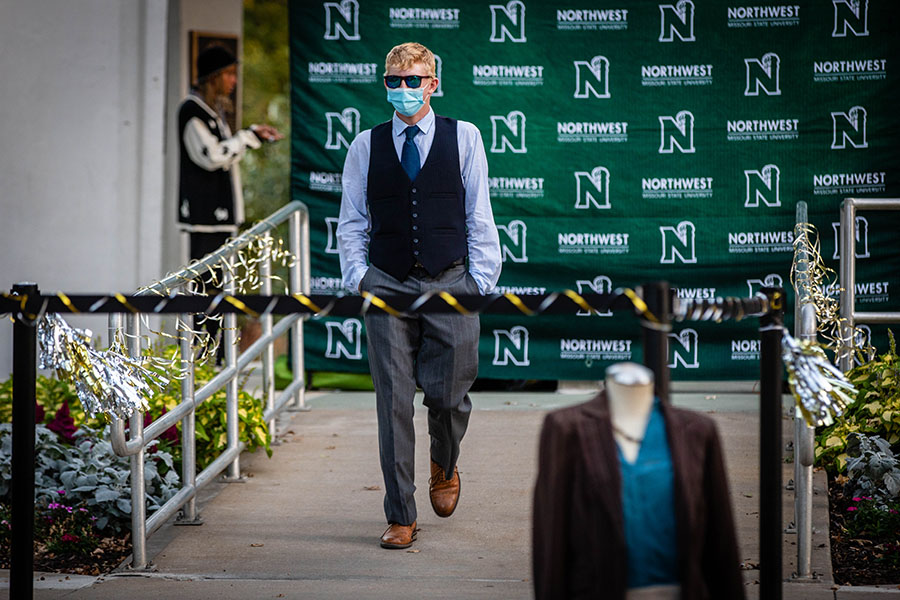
[37,503,101,557]
[0,424,179,532]
[845,496,900,540]
[143,344,272,472]
[0,375,100,429]
[816,330,900,472]
[844,433,900,506]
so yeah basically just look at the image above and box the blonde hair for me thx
[384,42,436,76]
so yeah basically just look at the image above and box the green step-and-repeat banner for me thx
[289,0,900,380]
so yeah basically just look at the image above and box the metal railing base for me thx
[221,475,248,483]
[174,515,204,526]
[790,574,821,582]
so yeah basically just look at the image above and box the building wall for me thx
[0,0,242,378]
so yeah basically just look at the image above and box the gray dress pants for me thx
[359,263,480,525]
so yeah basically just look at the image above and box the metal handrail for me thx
[791,201,815,579]
[108,201,310,568]
[839,198,900,372]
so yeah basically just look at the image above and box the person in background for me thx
[177,44,282,358]
[337,42,501,550]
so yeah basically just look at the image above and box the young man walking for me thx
[337,42,501,549]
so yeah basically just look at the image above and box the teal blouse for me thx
[616,399,680,589]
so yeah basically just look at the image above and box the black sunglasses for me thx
[384,75,433,89]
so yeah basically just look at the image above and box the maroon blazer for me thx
[532,391,745,600]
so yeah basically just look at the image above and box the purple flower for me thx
[61,533,79,543]
[78,508,87,513]
[847,506,858,512]
[56,490,66,496]
[852,497,862,502]
[48,502,60,510]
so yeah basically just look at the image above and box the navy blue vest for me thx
[367,116,467,280]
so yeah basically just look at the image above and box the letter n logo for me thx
[490,1,527,43]
[325,217,340,254]
[668,328,699,368]
[853,325,872,366]
[324,0,360,41]
[744,164,780,207]
[745,53,781,96]
[325,318,363,359]
[659,0,695,42]
[831,106,867,149]
[576,276,613,316]
[497,220,528,263]
[325,107,360,150]
[574,56,610,99]
[660,221,697,264]
[658,110,695,153]
[493,326,530,366]
[574,167,610,209]
[833,0,868,37]
[832,216,870,259]
[491,111,527,153]
[432,54,444,97]
[747,274,784,297]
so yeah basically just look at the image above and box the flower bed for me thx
[816,332,900,585]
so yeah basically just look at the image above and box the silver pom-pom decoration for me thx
[782,330,856,427]
[37,314,165,419]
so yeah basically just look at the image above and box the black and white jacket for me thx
[177,92,261,232]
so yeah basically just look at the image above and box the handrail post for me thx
[260,232,276,436]
[289,209,308,410]
[839,199,856,372]
[11,282,38,600]
[223,251,242,480]
[792,202,815,579]
[178,314,199,522]
[760,286,785,600]
[127,313,148,568]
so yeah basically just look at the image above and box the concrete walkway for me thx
[3,390,899,599]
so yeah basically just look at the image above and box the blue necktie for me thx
[401,125,421,181]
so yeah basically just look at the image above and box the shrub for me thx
[816,331,900,472]
[0,424,179,532]
[37,503,102,557]
[844,496,900,540]
[844,433,900,506]
[144,345,272,471]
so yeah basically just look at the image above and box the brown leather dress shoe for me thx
[429,459,461,518]
[380,521,417,549]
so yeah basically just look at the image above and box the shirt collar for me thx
[392,108,434,137]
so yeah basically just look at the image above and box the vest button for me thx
[413,238,419,243]
[413,250,420,256]
[412,213,418,218]
[412,200,418,206]
[412,225,418,231]
[411,188,417,193]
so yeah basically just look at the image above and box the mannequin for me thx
[606,363,680,600]
[532,361,745,600]
[606,362,655,464]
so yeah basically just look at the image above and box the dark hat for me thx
[197,45,237,81]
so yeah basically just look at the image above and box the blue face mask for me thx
[386,88,425,117]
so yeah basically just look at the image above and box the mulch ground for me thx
[828,473,900,586]
[1,533,131,576]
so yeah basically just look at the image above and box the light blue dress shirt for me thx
[337,108,502,295]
